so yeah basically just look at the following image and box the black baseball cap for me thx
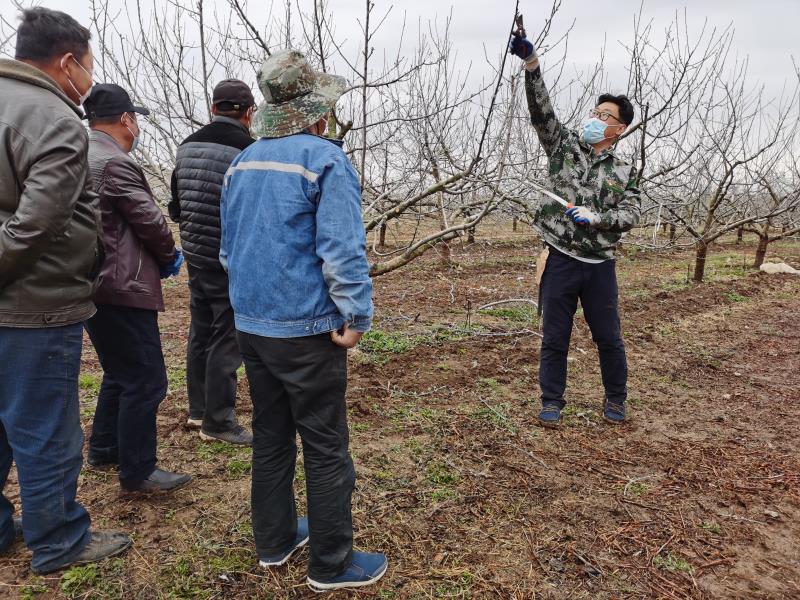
[83,84,150,120]
[212,79,255,110]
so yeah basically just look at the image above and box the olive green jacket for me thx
[0,59,102,327]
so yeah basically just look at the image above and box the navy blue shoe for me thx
[538,403,562,428]
[258,518,309,567]
[306,551,388,592]
[603,400,626,423]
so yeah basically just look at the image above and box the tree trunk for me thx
[378,221,387,248]
[467,226,475,244]
[669,223,676,242]
[736,226,744,244]
[512,217,518,232]
[438,240,451,264]
[753,235,768,269]
[693,240,708,282]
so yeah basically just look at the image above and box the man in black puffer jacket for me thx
[169,79,255,445]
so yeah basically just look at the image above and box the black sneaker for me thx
[200,425,253,446]
[121,469,193,493]
[33,530,132,574]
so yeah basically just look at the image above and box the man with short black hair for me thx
[510,22,641,427]
[0,7,131,574]
[83,83,191,493]
[169,79,256,446]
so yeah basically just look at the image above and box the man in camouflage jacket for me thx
[510,29,641,426]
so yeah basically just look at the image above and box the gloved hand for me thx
[160,248,184,279]
[508,34,536,63]
[566,206,601,227]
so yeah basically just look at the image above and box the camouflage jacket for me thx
[525,67,641,261]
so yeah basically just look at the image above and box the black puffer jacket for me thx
[169,116,254,270]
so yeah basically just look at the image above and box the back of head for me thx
[14,7,92,64]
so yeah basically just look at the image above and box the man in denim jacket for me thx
[220,49,387,593]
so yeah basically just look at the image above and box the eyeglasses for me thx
[589,108,623,125]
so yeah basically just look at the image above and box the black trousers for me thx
[85,304,167,486]
[186,264,241,432]
[539,248,628,408]
[237,332,354,580]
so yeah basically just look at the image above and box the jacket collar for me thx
[90,129,128,155]
[212,115,250,134]
[0,58,82,118]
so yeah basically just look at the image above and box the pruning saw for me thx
[529,181,574,209]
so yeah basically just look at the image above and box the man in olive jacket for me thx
[0,7,130,574]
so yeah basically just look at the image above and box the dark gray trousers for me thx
[237,331,355,580]
[186,264,241,432]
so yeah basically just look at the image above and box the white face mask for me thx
[62,56,93,104]
[123,117,141,154]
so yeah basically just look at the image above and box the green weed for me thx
[427,461,459,486]
[653,552,692,573]
[699,520,722,534]
[79,373,102,396]
[226,459,251,477]
[20,578,48,600]
[60,564,100,598]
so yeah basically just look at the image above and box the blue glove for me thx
[160,248,184,279]
[508,34,535,61]
[566,206,601,227]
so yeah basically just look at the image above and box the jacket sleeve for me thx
[525,67,564,157]
[315,151,373,332]
[0,116,91,289]
[597,165,642,233]
[105,157,177,265]
[168,169,181,223]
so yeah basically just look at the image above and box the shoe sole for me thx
[199,431,252,446]
[537,418,561,429]
[121,477,193,494]
[306,561,388,593]
[602,415,625,424]
[258,536,309,567]
[186,419,203,429]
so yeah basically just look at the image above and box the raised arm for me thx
[510,32,563,156]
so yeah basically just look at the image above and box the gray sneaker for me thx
[199,425,253,446]
[33,530,132,574]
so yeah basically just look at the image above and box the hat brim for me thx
[252,72,347,138]
[131,105,150,116]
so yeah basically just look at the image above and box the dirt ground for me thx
[1,233,799,599]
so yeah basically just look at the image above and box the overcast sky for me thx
[1,0,797,100]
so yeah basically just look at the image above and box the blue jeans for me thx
[539,248,628,408]
[0,324,92,572]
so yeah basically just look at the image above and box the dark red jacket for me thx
[88,131,176,311]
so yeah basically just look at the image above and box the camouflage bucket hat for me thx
[252,49,348,138]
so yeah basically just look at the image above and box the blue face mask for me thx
[582,118,608,145]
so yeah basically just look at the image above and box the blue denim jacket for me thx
[219,133,373,338]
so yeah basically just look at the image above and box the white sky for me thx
[1,0,797,101]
